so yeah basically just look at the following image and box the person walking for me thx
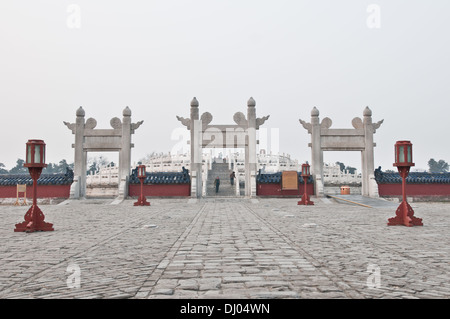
[214,176,220,194]
[230,171,236,186]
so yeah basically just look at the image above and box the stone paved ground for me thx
[1,197,449,299]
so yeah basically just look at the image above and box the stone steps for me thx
[206,163,236,197]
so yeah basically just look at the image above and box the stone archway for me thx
[64,106,143,200]
[177,97,270,198]
[299,107,383,197]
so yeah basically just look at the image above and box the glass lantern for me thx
[394,141,414,167]
[301,163,310,177]
[24,140,47,168]
[137,165,146,179]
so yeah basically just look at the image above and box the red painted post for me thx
[15,140,54,232]
[298,163,314,206]
[387,141,423,226]
[134,165,150,206]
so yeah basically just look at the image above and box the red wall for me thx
[1,184,191,199]
[257,183,315,197]
[378,183,450,197]
[129,184,190,197]
[0,185,71,199]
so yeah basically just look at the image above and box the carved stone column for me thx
[190,98,202,198]
[310,107,324,197]
[246,97,257,198]
[66,107,86,199]
[118,107,132,199]
[363,107,381,197]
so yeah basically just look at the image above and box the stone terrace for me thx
[1,198,449,299]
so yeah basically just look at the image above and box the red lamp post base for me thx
[134,196,150,206]
[387,165,423,227]
[298,178,314,205]
[388,201,423,227]
[298,193,314,205]
[134,178,150,206]
[14,204,54,232]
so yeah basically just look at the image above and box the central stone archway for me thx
[177,97,270,198]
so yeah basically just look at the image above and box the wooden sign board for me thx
[281,171,298,190]
[14,184,28,206]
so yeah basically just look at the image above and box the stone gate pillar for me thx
[118,107,132,199]
[190,97,202,198]
[70,107,87,199]
[310,107,324,197]
[362,107,379,197]
[246,97,257,197]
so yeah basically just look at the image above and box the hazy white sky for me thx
[1,1,449,172]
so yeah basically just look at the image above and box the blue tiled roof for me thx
[256,170,313,184]
[0,168,74,186]
[129,167,191,184]
[374,167,450,184]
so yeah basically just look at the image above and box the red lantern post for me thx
[387,141,423,227]
[15,140,54,232]
[134,165,150,206]
[298,163,314,205]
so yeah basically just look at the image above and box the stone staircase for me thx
[206,163,236,197]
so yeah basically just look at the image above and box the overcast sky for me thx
[1,1,449,172]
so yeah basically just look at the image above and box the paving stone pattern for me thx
[1,198,450,299]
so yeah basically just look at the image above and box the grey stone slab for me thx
[223,276,265,283]
[251,291,300,299]
[153,288,174,295]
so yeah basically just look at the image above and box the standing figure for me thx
[230,171,236,186]
[214,176,220,193]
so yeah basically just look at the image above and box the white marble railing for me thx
[323,163,362,184]
[86,165,119,185]
[85,154,362,188]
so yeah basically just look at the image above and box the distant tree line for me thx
[0,159,74,175]
[0,156,115,175]
[383,158,449,173]
[0,163,8,174]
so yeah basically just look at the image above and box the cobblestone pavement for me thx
[1,197,449,299]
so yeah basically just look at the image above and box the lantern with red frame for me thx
[137,165,146,179]
[298,163,314,205]
[301,163,310,177]
[394,140,414,168]
[25,139,47,168]
[15,140,54,232]
[134,164,150,206]
[388,141,423,226]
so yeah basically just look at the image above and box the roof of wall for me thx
[375,167,450,184]
[0,168,74,186]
